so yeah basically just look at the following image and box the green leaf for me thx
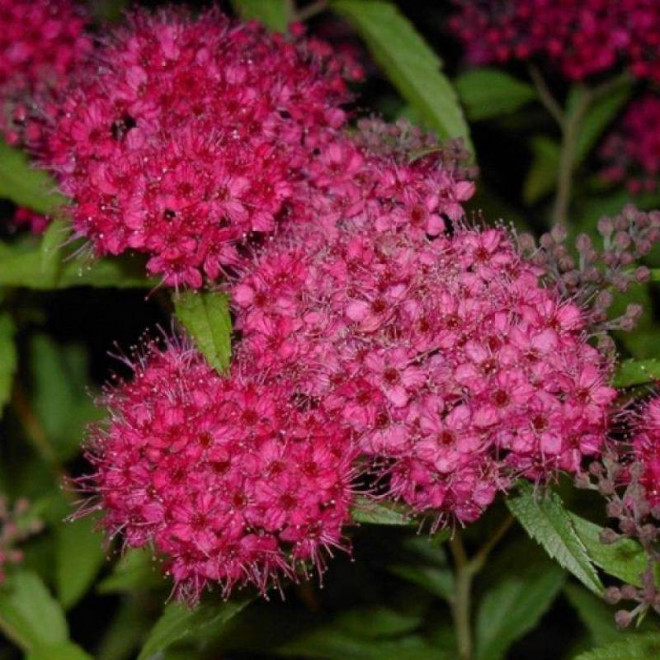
[174,291,232,374]
[613,359,660,388]
[27,642,92,660]
[56,515,107,610]
[572,80,633,167]
[387,564,453,601]
[0,571,68,652]
[350,497,413,526]
[39,219,69,285]
[31,336,101,461]
[575,633,660,660]
[0,239,154,289]
[137,597,252,660]
[96,548,164,594]
[0,141,66,214]
[0,313,17,417]
[569,513,648,587]
[523,136,560,204]
[330,0,472,151]
[506,484,603,595]
[475,564,564,660]
[230,0,290,31]
[455,68,536,122]
[564,584,620,647]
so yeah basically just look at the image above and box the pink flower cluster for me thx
[600,95,660,194]
[233,219,616,524]
[36,8,357,287]
[632,397,660,508]
[86,341,355,604]
[450,0,660,81]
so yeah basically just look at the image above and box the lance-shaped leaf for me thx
[137,597,252,660]
[0,313,17,418]
[174,291,232,374]
[614,359,660,387]
[455,68,536,122]
[230,0,290,31]
[506,483,603,595]
[331,0,472,152]
[575,634,660,660]
[0,141,65,214]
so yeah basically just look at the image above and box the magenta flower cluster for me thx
[450,0,660,81]
[87,341,355,603]
[600,94,660,194]
[36,8,357,287]
[233,216,616,524]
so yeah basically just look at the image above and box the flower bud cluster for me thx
[520,206,660,334]
[0,496,43,584]
[582,398,660,625]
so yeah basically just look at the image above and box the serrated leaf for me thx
[174,291,232,374]
[575,633,660,660]
[613,359,660,387]
[137,597,252,660]
[0,141,65,214]
[331,0,472,151]
[523,135,560,204]
[455,68,536,122]
[0,313,17,417]
[475,564,564,660]
[56,515,107,610]
[506,484,603,595]
[569,513,648,587]
[230,0,290,31]
[564,584,620,647]
[27,642,92,660]
[0,571,68,652]
[350,497,412,526]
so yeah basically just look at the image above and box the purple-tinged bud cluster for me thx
[0,496,43,584]
[85,341,356,604]
[521,207,660,335]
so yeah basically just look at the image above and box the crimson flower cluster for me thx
[600,95,660,194]
[233,214,616,523]
[450,0,660,81]
[86,341,355,604]
[36,8,357,287]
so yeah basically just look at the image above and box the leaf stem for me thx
[295,0,327,22]
[552,86,591,228]
[528,65,564,128]
[448,515,515,660]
